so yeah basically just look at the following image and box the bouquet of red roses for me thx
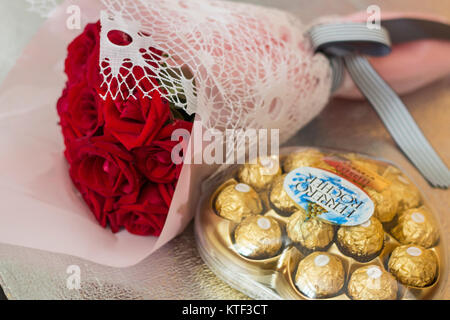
[57,22,192,236]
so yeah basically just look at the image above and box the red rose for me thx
[57,88,77,150]
[134,120,192,183]
[57,80,104,139]
[68,134,141,197]
[65,22,101,87]
[110,183,175,236]
[103,86,170,150]
[74,182,117,230]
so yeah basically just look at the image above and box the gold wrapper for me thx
[344,153,383,174]
[282,149,324,173]
[215,183,263,223]
[269,174,299,215]
[295,252,345,298]
[314,160,338,173]
[388,245,438,287]
[365,187,398,223]
[237,156,281,191]
[233,215,282,259]
[391,206,439,248]
[348,265,398,300]
[286,209,335,251]
[336,217,384,261]
[383,166,421,212]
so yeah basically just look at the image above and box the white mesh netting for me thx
[99,0,332,145]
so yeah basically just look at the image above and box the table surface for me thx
[0,0,448,300]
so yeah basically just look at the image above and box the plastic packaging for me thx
[195,147,447,300]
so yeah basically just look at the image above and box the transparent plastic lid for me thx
[195,147,447,300]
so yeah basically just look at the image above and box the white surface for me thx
[0,1,56,83]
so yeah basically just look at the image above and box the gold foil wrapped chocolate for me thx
[365,187,398,223]
[269,174,298,215]
[388,245,438,287]
[237,156,281,191]
[336,217,384,261]
[233,215,282,259]
[314,160,338,173]
[391,206,439,248]
[201,147,444,300]
[348,265,398,300]
[215,183,263,223]
[383,166,421,212]
[295,252,345,298]
[343,153,383,174]
[286,209,335,251]
[282,149,324,173]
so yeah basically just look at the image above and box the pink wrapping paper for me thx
[0,0,220,267]
[0,0,186,268]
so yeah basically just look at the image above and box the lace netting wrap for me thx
[99,0,332,145]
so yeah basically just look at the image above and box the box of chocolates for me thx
[195,147,447,300]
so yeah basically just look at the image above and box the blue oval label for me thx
[283,167,374,226]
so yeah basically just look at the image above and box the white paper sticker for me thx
[407,246,422,257]
[259,157,274,169]
[257,217,271,230]
[235,183,250,193]
[366,266,382,279]
[411,212,425,223]
[259,156,279,175]
[314,254,330,267]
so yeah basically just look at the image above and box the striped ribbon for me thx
[308,21,450,188]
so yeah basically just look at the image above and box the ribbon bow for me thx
[309,19,450,188]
